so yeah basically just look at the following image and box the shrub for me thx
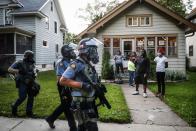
[188,67,196,72]
[147,51,156,80]
[165,70,186,81]
[101,50,114,80]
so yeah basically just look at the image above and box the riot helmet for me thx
[61,44,76,59]
[24,50,34,63]
[78,38,99,64]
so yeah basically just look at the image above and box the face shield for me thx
[78,38,100,64]
[88,46,99,64]
[69,49,77,59]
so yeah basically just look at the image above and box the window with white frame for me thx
[140,16,151,26]
[127,16,138,26]
[127,15,152,27]
[54,21,57,33]
[168,37,177,57]
[189,45,193,56]
[157,37,167,55]
[43,40,48,47]
[136,37,145,53]
[51,1,53,12]
[113,38,120,55]
[147,37,155,55]
[103,38,111,54]
[16,34,32,54]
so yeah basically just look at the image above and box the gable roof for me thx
[10,0,66,28]
[186,7,196,20]
[14,0,48,12]
[78,0,196,38]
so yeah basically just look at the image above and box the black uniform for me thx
[46,58,76,130]
[10,59,36,116]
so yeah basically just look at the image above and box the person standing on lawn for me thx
[45,45,77,131]
[132,49,150,98]
[154,48,168,99]
[8,50,36,117]
[128,55,136,87]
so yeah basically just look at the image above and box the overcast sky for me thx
[58,0,196,35]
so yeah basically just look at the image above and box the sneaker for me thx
[131,84,135,87]
[132,91,139,95]
[45,118,55,129]
[143,93,148,98]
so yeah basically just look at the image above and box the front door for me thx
[122,39,134,60]
[121,39,134,69]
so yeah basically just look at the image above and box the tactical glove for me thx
[18,70,27,75]
[82,82,92,93]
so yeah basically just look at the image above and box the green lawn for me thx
[0,71,130,123]
[149,72,196,127]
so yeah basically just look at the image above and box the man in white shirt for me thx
[154,49,168,99]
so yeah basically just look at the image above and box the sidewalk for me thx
[121,84,196,130]
[0,84,196,131]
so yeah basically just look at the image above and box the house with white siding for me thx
[0,0,66,73]
[78,0,196,75]
[186,8,196,68]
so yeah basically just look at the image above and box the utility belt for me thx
[71,97,96,110]
[71,97,98,120]
[72,96,95,103]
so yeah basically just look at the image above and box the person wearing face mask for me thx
[154,48,168,100]
[45,45,77,131]
[8,50,37,117]
[60,38,100,131]
[132,49,150,98]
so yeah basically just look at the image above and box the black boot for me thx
[45,118,55,129]
[26,111,36,118]
[11,104,18,117]
[70,126,77,131]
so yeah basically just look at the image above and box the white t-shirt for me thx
[154,56,167,72]
[114,55,123,64]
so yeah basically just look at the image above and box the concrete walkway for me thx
[0,84,196,131]
[121,84,196,130]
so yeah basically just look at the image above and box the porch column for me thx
[14,33,16,55]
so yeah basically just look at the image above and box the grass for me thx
[0,71,130,123]
[149,72,196,127]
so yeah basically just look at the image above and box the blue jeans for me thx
[129,71,135,86]
[13,82,34,112]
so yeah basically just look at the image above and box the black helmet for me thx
[61,44,76,59]
[78,38,99,64]
[24,50,34,63]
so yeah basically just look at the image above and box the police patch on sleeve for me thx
[70,63,76,69]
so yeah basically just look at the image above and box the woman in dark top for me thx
[132,49,150,98]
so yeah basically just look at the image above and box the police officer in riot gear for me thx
[45,45,77,131]
[8,50,36,117]
[60,38,100,131]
